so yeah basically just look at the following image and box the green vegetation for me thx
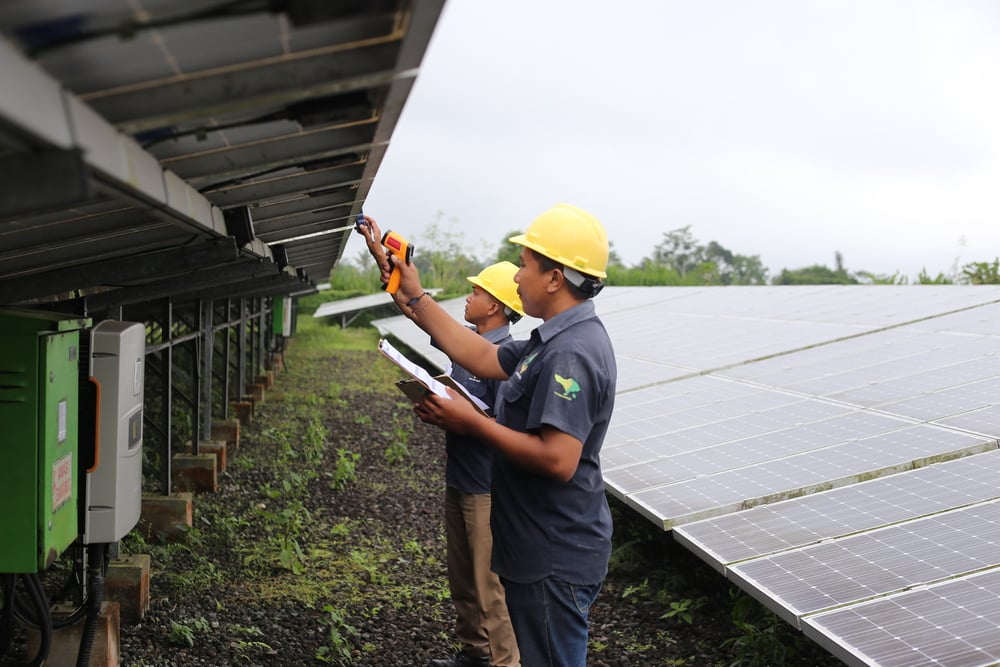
[382,413,413,465]
[167,617,211,647]
[120,322,449,664]
[317,214,999,296]
[316,605,358,665]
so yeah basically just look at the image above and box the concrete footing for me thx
[171,453,217,493]
[139,492,193,541]
[268,352,284,370]
[25,601,119,667]
[245,382,266,402]
[211,418,240,450]
[105,554,151,624]
[230,400,253,424]
[185,439,227,475]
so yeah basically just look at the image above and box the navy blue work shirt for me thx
[491,300,616,585]
[438,324,512,494]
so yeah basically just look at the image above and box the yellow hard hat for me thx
[508,203,609,279]
[467,261,525,320]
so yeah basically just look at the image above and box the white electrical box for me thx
[84,320,144,544]
[280,296,292,337]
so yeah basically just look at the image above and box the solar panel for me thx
[622,424,994,528]
[936,404,1000,437]
[729,499,1000,627]
[313,292,396,318]
[802,567,1000,667]
[879,376,1000,422]
[613,354,695,391]
[674,450,1000,572]
[828,358,1000,408]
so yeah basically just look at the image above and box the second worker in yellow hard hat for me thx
[428,261,523,667]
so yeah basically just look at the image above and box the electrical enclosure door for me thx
[84,320,144,544]
[272,296,292,336]
[0,311,85,572]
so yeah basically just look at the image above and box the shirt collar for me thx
[483,323,510,344]
[530,300,596,345]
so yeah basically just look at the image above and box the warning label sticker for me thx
[52,453,73,511]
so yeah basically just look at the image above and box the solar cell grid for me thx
[877,379,1000,421]
[609,393,864,462]
[628,424,992,527]
[803,567,1000,667]
[633,317,865,370]
[719,332,925,383]
[605,428,722,468]
[600,440,666,472]
[828,383,929,407]
[612,374,738,407]
[724,328,996,397]
[907,301,1000,336]
[604,421,658,445]
[729,500,1000,625]
[614,356,693,389]
[609,404,877,494]
[609,393,784,436]
[603,462,693,496]
[936,404,1000,437]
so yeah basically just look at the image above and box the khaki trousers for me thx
[444,486,520,667]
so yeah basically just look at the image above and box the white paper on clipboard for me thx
[378,338,489,415]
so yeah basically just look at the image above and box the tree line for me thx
[323,217,1000,302]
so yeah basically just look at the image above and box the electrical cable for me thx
[28,581,90,630]
[11,553,88,631]
[0,573,15,656]
[76,544,107,667]
[23,574,51,667]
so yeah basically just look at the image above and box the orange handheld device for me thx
[380,230,413,294]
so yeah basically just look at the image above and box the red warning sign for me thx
[52,453,73,511]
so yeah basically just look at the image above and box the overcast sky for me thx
[358,0,1000,280]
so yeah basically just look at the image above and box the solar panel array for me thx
[314,289,443,327]
[375,285,1000,666]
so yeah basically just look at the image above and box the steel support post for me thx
[238,298,247,396]
[200,298,214,445]
[160,301,173,495]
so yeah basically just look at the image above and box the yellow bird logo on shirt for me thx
[554,374,580,400]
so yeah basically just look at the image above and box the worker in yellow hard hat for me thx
[427,261,523,667]
[365,203,616,667]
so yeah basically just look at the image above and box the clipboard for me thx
[378,338,489,417]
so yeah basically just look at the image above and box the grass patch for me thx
[293,315,381,352]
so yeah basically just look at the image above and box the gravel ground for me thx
[92,338,841,667]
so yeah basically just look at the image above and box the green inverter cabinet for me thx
[272,295,291,336]
[0,310,88,572]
